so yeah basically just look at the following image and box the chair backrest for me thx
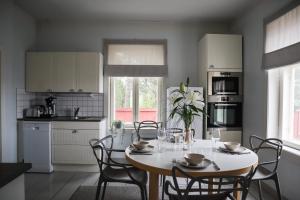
[165,166,255,200]
[89,135,114,173]
[134,120,161,140]
[249,135,283,173]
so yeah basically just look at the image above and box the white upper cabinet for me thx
[76,53,103,93]
[26,52,53,92]
[52,53,77,92]
[26,52,103,93]
[199,34,242,71]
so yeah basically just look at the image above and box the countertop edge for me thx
[17,116,106,122]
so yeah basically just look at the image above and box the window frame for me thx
[109,77,163,128]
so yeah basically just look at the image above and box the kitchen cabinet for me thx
[26,52,103,93]
[76,52,103,93]
[52,53,77,92]
[26,52,53,92]
[51,122,102,164]
[199,34,242,71]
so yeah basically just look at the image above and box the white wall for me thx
[230,1,300,199]
[36,20,229,87]
[0,0,36,162]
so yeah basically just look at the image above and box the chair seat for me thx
[102,166,148,184]
[252,167,273,180]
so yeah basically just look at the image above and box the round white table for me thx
[125,140,258,200]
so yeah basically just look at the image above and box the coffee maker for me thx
[45,96,56,117]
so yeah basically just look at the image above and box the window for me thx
[104,40,167,127]
[269,64,300,149]
[110,77,162,127]
[265,3,300,149]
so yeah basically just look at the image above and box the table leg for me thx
[149,172,159,200]
[234,183,241,200]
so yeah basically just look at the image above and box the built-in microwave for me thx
[207,96,242,131]
[208,72,243,96]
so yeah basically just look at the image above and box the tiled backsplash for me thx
[17,89,104,119]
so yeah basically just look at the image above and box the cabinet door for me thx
[207,34,242,70]
[26,52,53,92]
[52,53,77,92]
[76,53,101,93]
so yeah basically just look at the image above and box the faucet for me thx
[74,107,80,119]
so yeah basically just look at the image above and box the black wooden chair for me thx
[134,120,162,141]
[249,135,283,200]
[89,136,148,200]
[165,166,256,200]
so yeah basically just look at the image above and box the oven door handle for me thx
[214,103,238,106]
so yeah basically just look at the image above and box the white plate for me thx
[130,146,154,153]
[218,146,248,154]
[178,158,212,169]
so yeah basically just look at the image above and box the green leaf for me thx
[173,97,183,105]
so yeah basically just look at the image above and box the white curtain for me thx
[105,42,167,77]
[265,5,300,53]
[108,44,165,65]
[263,4,300,69]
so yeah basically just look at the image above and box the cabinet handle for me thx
[72,130,78,134]
[70,89,75,92]
[209,65,214,68]
[78,89,83,92]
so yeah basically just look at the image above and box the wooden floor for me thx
[25,172,275,200]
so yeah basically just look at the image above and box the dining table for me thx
[125,139,258,200]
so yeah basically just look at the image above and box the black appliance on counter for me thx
[44,96,56,117]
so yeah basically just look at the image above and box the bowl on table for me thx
[184,153,205,166]
[223,142,241,151]
[132,141,149,150]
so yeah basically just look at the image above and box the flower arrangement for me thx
[169,78,205,143]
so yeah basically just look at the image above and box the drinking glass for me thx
[211,128,221,149]
[157,128,166,152]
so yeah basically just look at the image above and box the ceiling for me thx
[15,0,260,22]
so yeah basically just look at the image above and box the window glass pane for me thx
[138,77,159,121]
[108,44,165,65]
[293,66,300,142]
[112,77,133,125]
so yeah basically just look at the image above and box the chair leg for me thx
[273,174,282,200]
[95,177,103,200]
[139,185,147,200]
[161,176,166,200]
[257,180,263,200]
[100,182,107,200]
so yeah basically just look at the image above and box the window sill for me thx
[282,145,300,157]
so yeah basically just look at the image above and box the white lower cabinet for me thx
[51,122,101,165]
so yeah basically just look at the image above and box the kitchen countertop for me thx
[18,116,105,122]
[0,163,31,188]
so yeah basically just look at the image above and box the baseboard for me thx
[53,164,99,172]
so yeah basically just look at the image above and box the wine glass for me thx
[157,128,166,152]
[211,128,221,149]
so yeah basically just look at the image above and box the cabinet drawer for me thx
[52,129,99,145]
[52,145,96,164]
[52,122,100,130]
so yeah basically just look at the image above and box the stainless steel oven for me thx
[207,96,242,131]
[208,72,243,96]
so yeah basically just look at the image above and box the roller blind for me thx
[263,3,300,69]
[104,40,167,77]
